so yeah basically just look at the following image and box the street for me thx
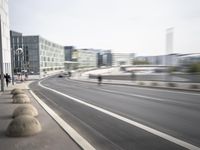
[29,76,200,150]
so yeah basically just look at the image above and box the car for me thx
[58,74,64,78]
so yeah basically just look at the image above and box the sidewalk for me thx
[0,81,81,150]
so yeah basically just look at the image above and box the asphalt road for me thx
[29,76,200,150]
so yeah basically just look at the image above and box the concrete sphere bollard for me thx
[6,115,42,137]
[12,91,26,99]
[167,82,176,87]
[13,94,30,103]
[139,82,145,86]
[13,105,38,118]
[151,82,158,86]
[11,88,21,94]
[190,84,199,89]
[11,89,25,95]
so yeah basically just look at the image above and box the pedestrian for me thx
[4,73,11,87]
[97,74,102,85]
[131,71,136,81]
[68,71,71,78]
[25,73,28,80]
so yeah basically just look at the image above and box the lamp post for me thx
[16,48,23,81]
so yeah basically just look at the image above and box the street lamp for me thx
[16,48,23,80]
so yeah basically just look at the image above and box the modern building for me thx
[64,47,112,70]
[64,46,78,70]
[10,31,23,74]
[112,53,135,66]
[76,49,98,68]
[97,50,112,67]
[136,54,179,66]
[178,53,200,66]
[0,0,11,90]
[10,32,65,77]
[0,0,11,75]
[23,36,64,76]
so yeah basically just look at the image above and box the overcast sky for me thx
[9,0,200,56]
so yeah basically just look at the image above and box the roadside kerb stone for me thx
[6,115,42,137]
[12,104,38,118]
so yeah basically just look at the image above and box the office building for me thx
[76,49,98,68]
[10,32,65,76]
[0,0,11,75]
[136,54,179,66]
[10,31,23,74]
[112,53,135,66]
[97,50,112,67]
[23,36,64,76]
[64,46,78,70]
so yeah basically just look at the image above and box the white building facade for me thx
[136,54,178,66]
[112,53,135,66]
[0,0,11,75]
[76,49,98,68]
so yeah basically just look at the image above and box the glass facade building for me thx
[10,31,23,74]
[22,36,64,76]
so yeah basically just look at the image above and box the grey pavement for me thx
[0,81,81,150]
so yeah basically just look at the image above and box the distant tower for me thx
[165,27,174,66]
[166,27,174,54]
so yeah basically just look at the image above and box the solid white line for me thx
[38,80,200,150]
[29,90,95,150]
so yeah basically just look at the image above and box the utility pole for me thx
[0,16,4,91]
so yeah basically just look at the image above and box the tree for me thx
[188,62,200,73]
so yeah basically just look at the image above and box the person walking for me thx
[4,73,11,87]
[97,74,102,85]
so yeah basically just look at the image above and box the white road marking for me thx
[29,89,95,150]
[39,80,200,150]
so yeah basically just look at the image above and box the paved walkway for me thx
[0,81,81,150]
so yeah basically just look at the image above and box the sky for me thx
[9,0,200,56]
